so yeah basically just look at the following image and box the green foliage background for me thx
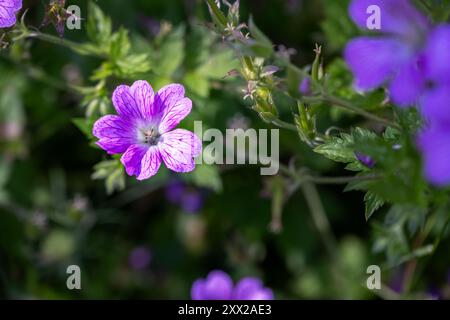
[0,0,449,299]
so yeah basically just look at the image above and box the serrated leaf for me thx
[364,191,384,221]
[86,2,112,48]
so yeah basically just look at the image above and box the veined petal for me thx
[158,97,192,134]
[159,129,202,173]
[121,144,148,177]
[0,0,21,28]
[96,138,132,155]
[153,84,186,117]
[93,115,134,155]
[129,80,155,119]
[344,37,410,91]
[93,115,134,140]
[349,0,429,36]
[136,146,162,180]
[417,125,450,186]
[389,55,427,107]
[111,85,143,120]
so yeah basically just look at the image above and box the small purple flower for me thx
[191,270,234,300]
[165,180,204,214]
[0,0,22,28]
[128,246,152,270]
[344,0,430,106]
[355,152,376,168]
[234,277,274,300]
[191,270,273,300]
[299,77,311,95]
[93,81,202,180]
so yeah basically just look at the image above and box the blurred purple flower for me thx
[166,180,204,214]
[93,81,202,180]
[191,270,273,300]
[355,152,376,168]
[0,0,21,28]
[299,77,311,95]
[128,246,152,270]
[344,0,431,106]
[234,277,274,300]
[140,16,161,36]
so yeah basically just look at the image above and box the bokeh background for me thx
[0,0,449,299]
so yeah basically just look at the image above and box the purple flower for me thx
[128,246,152,270]
[344,0,430,106]
[355,152,376,168]
[0,0,22,28]
[165,180,205,214]
[93,81,202,180]
[299,77,311,95]
[191,270,273,300]
[417,124,450,186]
[233,277,274,300]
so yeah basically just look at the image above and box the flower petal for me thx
[424,25,450,84]
[417,125,450,186]
[349,0,429,36]
[121,144,148,177]
[345,37,410,91]
[153,83,186,118]
[112,85,141,121]
[389,55,427,107]
[129,80,155,119]
[233,277,273,300]
[158,97,192,134]
[0,0,19,28]
[93,115,134,155]
[191,270,233,300]
[420,84,450,123]
[136,146,162,180]
[159,129,202,173]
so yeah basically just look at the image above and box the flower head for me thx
[344,0,430,106]
[0,0,22,28]
[191,270,273,300]
[128,246,152,270]
[165,180,205,214]
[93,81,202,180]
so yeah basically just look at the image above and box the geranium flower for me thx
[191,270,274,300]
[416,25,450,186]
[0,0,22,28]
[93,81,202,180]
[344,0,431,106]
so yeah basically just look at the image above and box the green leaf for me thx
[183,71,210,97]
[153,26,185,77]
[92,160,125,194]
[364,191,384,221]
[196,50,239,79]
[188,164,222,193]
[205,0,228,29]
[86,2,112,48]
[314,132,355,163]
[72,118,94,139]
[109,28,131,60]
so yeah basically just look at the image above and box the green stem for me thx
[300,181,338,257]
[271,118,297,132]
[279,166,380,185]
[26,31,103,57]
[321,95,400,129]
